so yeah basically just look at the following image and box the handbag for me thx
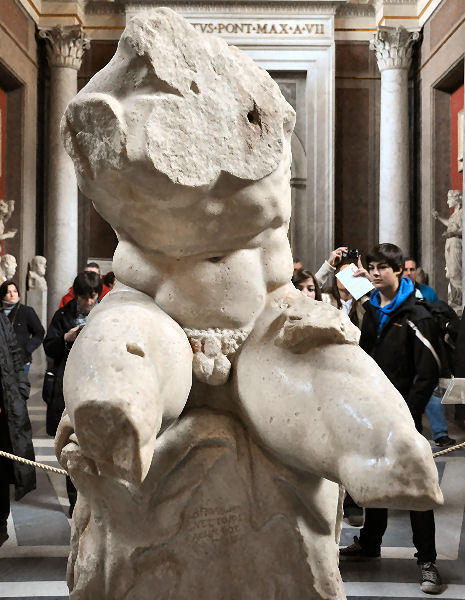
[42,371,56,407]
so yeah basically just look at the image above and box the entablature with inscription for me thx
[17,0,445,42]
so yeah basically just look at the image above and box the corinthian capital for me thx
[370,26,419,72]
[39,25,90,70]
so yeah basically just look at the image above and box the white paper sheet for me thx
[335,263,374,301]
[441,378,465,404]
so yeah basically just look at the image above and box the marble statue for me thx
[28,255,47,291]
[0,254,17,283]
[433,189,463,313]
[27,256,48,372]
[0,199,17,242]
[58,9,443,600]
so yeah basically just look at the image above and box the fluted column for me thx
[39,25,90,321]
[370,27,419,253]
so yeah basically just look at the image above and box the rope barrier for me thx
[432,440,465,458]
[1,439,465,477]
[0,450,67,476]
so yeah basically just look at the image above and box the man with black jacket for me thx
[340,243,442,595]
[453,310,465,423]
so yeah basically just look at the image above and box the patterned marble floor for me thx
[0,371,464,599]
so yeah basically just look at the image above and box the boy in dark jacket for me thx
[340,243,442,595]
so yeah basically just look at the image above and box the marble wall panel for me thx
[1,0,29,49]
[430,0,465,52]
[335,42,380,261]
[335,87,371,254]
[336,42,370,76]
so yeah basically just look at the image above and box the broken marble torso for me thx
[57,284,442,600]
[57,8,442,599]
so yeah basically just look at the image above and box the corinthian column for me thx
[39,26,90,320]
[370,27,419,253]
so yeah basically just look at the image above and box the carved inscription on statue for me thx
[191,21,326,36]
[186,505,245,544]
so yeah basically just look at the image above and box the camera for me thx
[341,248,359,261]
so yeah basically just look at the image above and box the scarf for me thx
[74,299,100,329]
[1,298,19,317]
[369,277,413,333]
[75,303,91,328]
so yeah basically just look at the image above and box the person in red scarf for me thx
[59,262,110,308]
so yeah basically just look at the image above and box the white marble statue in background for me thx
[27,256,48,367]
[0,253,17,284]
[433,189,463,313]
[0,200,17,242]
[28,255,47,291]
[58,9,443,600]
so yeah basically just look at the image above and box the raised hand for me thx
[327,246,348,267]
[353,254,372,281]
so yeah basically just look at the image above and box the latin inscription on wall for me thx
[191,21,326,36]
[183,17,333,43]
[124,11,334,43]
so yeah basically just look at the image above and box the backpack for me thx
[413,299,460,378]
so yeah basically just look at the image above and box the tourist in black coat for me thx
[453,309,465,421]
[43,298,80,437]
[454,308,465,373]
[43,271,102,516]
[360,293,440,432]
[0,311,35,545]
[43,272,102,435]
[341,243,442,594]
[0,280,44,370]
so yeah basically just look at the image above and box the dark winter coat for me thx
[454,309,465,377]
[454,309,465,420]
[6,303,45,364]
[360,293,440,432]
[43,300,80,436]
[0,312,35,500]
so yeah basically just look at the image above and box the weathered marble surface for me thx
[59,8,442,600]
[61,9,294,259]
